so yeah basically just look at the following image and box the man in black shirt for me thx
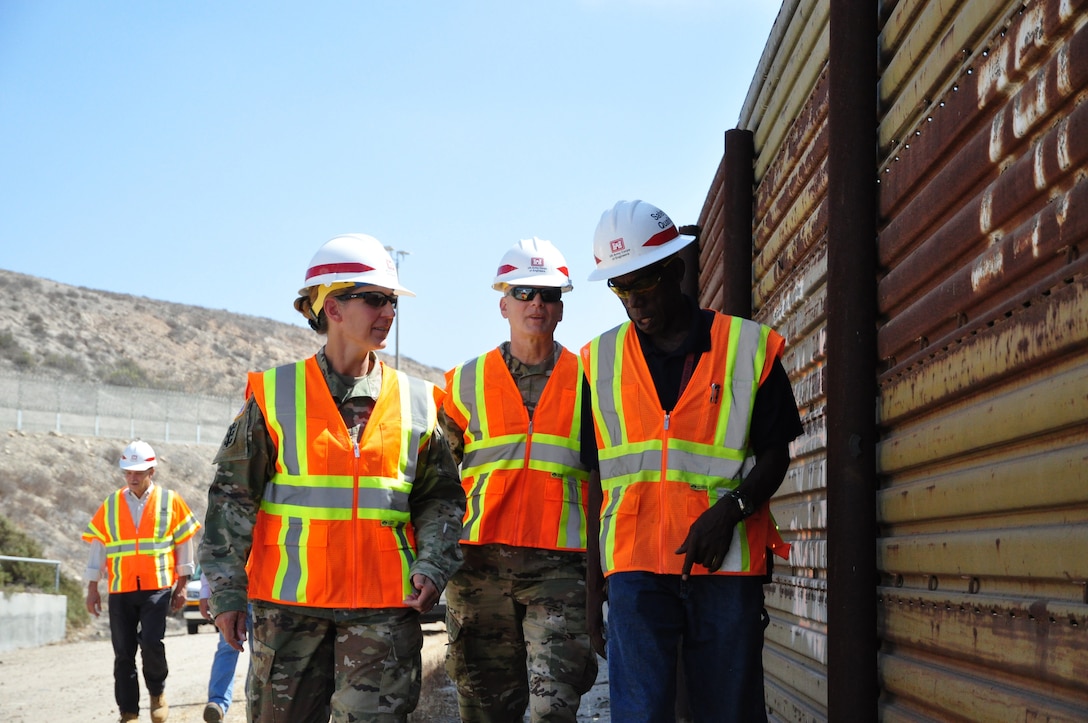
[579,200,803,723]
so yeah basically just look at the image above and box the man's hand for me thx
[215,610,249,652]
[199,598,212,621]
[403,573,440,614]
[170,583,187,614]
[676,497,742,579]
[586,574,607,659]
[585,469,607,658]
[85,583,101,617]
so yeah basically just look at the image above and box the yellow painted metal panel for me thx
[878,524,1088,580]
[777,453,825,499]
[879,277,1088,425]
[773,495,826,536]
[755,201,827,308]
[783,538,826,575]
[880,589,1088,688]
[765,677,826,723]
[764,644,829,713]
[880,0,931,53]
[755,26,829,182]
[742,0,817,132]
[878,430,1088,524]
[767,614,828,665]
[879,653,1088,721]
[766,577,828,624]
[879,0,1011,151]
[877,358,1088,471]
[754,108,827,260]
[740,0,828,184]
[764,245,826,337]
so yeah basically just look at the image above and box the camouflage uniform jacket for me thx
[201,348,465,619]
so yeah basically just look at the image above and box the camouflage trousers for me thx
[248,601,423,723]
[445,547,598,723]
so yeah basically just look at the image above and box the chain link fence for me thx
[0,372,237,445]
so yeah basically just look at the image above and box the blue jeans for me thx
[606,572,769,723]
[208,606,252,712]
[207,629,240,711]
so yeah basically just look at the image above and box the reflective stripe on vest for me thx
[583,314,783,576]
[82,486,199,593]
[444,347,589,550]
[246,356,436,608]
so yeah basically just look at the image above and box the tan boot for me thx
[150,692,169,723]
[120,714,139,723]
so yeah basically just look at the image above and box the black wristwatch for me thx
[725,489,755,518]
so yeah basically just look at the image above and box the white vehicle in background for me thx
[181,567,216,634]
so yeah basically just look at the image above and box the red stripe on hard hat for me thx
[496,264,518,275]
[558,266,569,277]
[643,226,679,247]
[306,262,376,281]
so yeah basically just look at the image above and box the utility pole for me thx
[384,245,410,369]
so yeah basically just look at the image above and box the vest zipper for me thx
[661,410,672,572]
[525,418,534,462]
[352,439,361,609]
[522,418,533,541]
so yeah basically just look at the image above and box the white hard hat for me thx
[119,440,157,471]
[302,234,415,297]
[587,200,696,281]
[492,237,574,292]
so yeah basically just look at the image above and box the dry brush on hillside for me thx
[0,268,443,399]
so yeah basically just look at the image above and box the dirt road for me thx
[0,621,610,723]
[0,622,453,723]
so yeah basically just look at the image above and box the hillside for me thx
[0,268,443,398]
[0,267,445,626]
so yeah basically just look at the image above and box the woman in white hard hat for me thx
[200,233,466,723]
[439,238,598,722]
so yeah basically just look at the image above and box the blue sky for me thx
[1,1,780,373]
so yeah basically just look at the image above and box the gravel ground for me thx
[0,618,612,723]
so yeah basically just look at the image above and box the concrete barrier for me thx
[0,591,67,652]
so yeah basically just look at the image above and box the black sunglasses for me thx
[607,257,677,300]
[507,286,563,303]
[338,290,398,308]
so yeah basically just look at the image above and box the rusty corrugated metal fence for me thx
[697,0,1088,719]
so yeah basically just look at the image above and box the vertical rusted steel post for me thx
[720,129,755,317]
[827,0,878,718]
[678,224,702,302]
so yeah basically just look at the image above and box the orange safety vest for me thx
[82,485,200,593]
[581,313,791,577]
[246,355,440,608]
[443,347,589,551]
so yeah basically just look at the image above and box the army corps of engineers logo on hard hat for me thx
[530,256,544,268]
[588,200,695,282]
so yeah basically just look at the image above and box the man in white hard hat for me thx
[83,440,201,723]
[440,237,597,722]
[199,233,466,723]
[580,201,803,722]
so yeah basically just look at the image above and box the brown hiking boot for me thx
[150,692,169,722]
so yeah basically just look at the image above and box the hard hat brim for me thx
[119,461,156,471]
[586,232,696,282]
